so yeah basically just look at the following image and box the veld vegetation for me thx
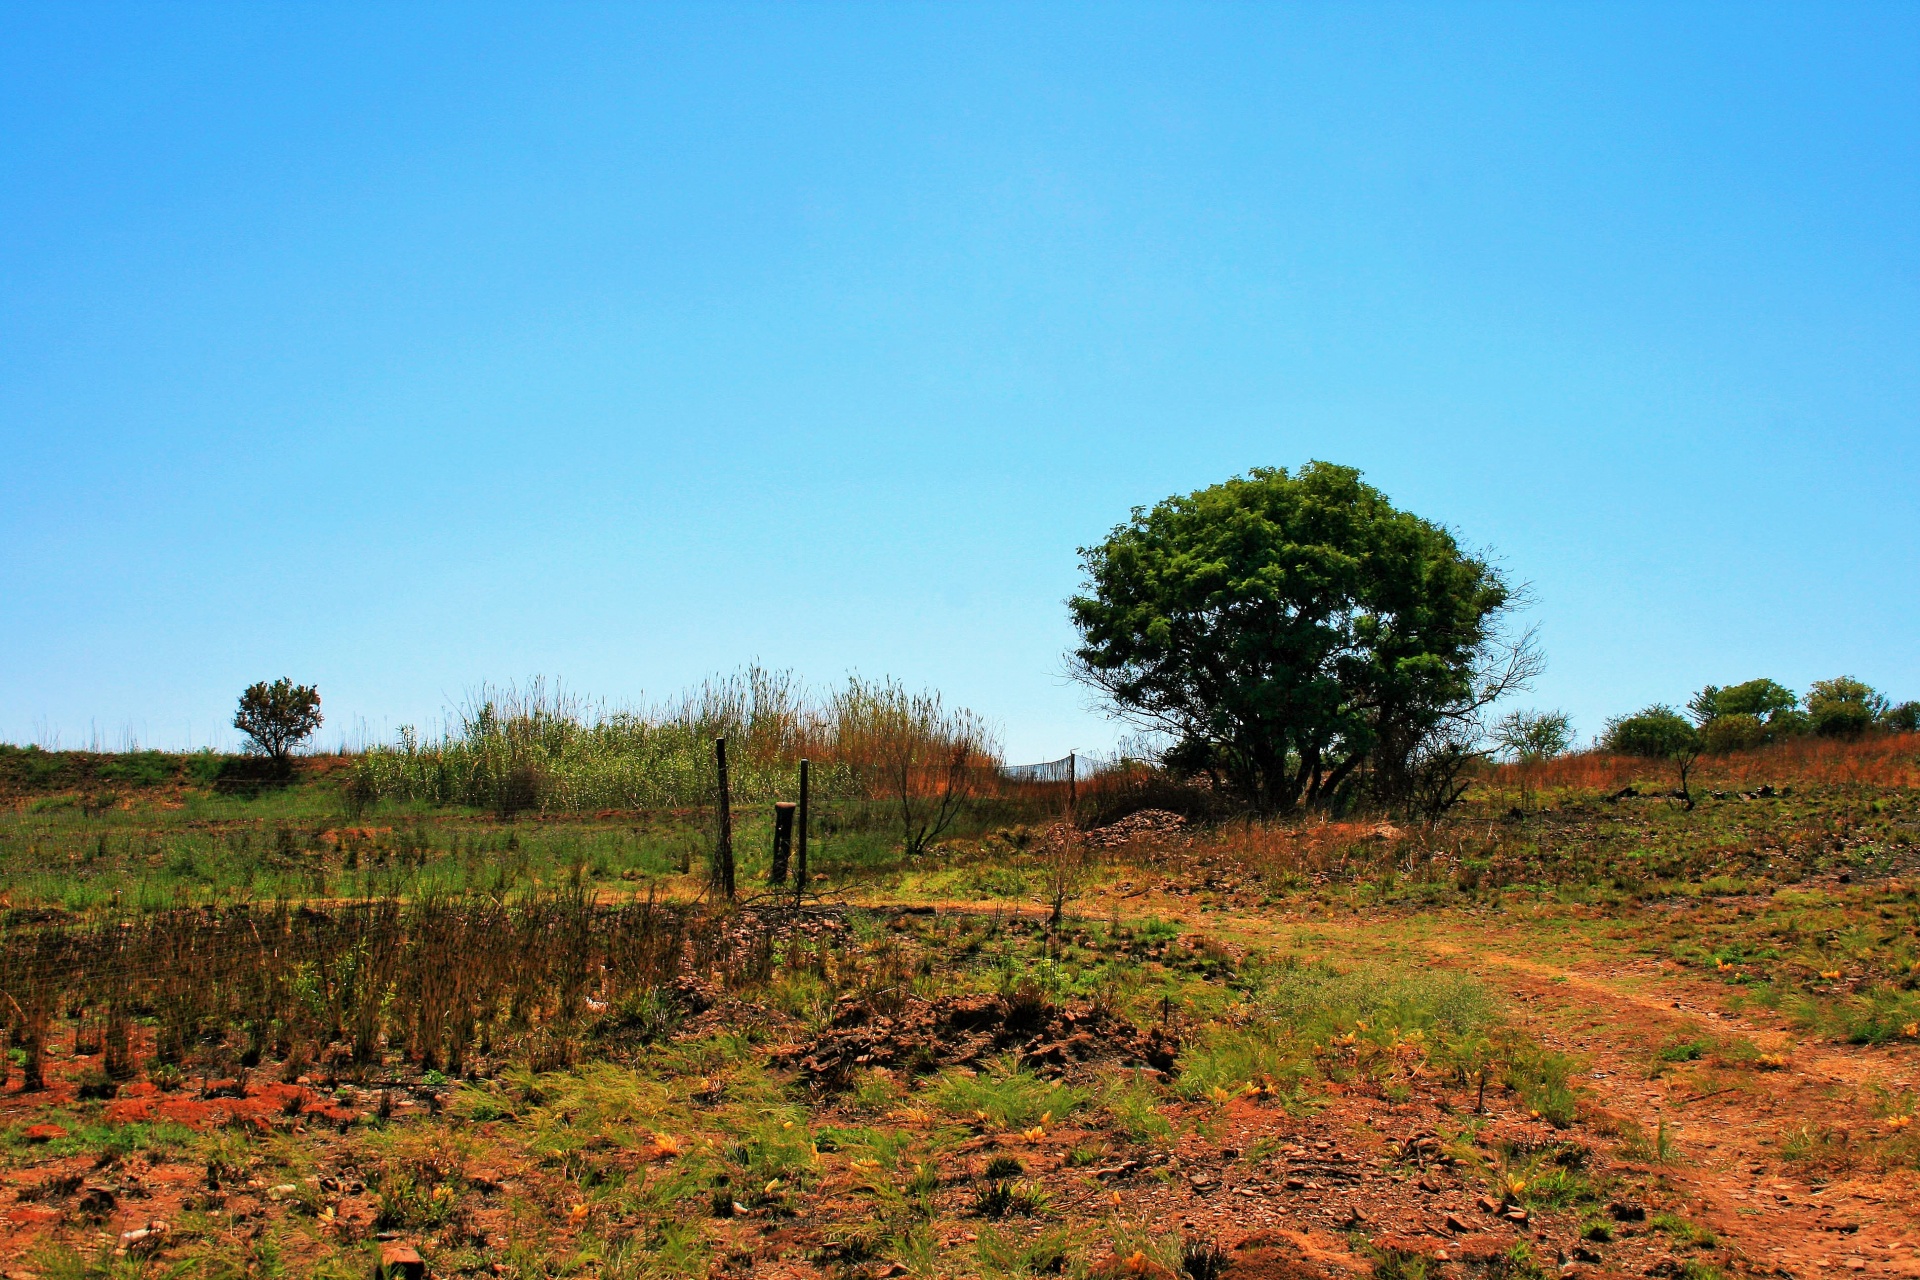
[344,669,998,817]
[1,715,1915,1276]
[0,437,1913,1280]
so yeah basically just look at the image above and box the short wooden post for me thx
[770,802,796,885]
[1068,751,1077,819]
[713,737,735,900]
[795,758,810,899]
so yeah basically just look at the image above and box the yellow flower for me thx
[1886,1115,1912,1131]
[567,1202,589,1225]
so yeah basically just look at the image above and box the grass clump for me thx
[1650,1211,1717,1248]
[926,1055,1084,1130]
[1099,1075,1174,1144]
[974,1225,1076,1277]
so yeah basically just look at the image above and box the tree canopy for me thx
[234,678,323,765]
[1601,705,1699,758]
[1068,462,1521,813]
[1806,676,1888,738]
[1687,678,1798,726]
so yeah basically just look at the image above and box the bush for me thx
[1701,714,1766,755]
[1880,701,1919,734]
[1806,677,1888,739]
[1688,679,1797,725]
[1601,706,1698,758]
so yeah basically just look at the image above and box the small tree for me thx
[1688,678,1804,752]
[1405,728,1484,826]
[1035,823,1092,934]
[1493,709,1572,763]
[1492,709,1572,811]
[1806,677,1888,739]
[234,679,323,766]
[829,677,994,858]
[1687,678,1798,726]
[1602,705,1701,810]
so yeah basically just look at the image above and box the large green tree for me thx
[1068,463,1526,813]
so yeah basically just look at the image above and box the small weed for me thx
[1650,1212,1716,1248]
[972,1178,1050,1219]
[1656,1039,1710,1064]
[973,1180,1016,1219]
[1374,1249,1433,1280]
[1181,1236,1231,1280]
[1101,1075,1174,1145]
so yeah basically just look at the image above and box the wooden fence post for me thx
[771,802,795,885]
[1068,751,1077,820]
[795,758,810,900]
[713,737,735,900]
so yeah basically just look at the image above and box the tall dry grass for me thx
[1488,731,1920,796]
[349,668,1005,814]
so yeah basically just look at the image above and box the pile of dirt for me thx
[1084,808,1189,849]
[774,991,1180,1088]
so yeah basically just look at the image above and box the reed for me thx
[347,668,1006,815]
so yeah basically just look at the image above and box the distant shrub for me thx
[1686,678,1810,754]
[1701,714,1766,755]
[1492,709,1573,764]
[1806,677,1888,739]
[1601,706,1699,758]
[1688,678,1798,726]
[1883,701,1920,734]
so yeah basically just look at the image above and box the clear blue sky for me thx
[3,4,1915,760]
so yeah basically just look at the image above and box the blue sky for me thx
[2,4,1915,760]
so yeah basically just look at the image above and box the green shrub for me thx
[1701,714,1766,755]
[1499,1038,1579,1128]
[1688,679,1798,725]
[1807,677,1888,739]
[1602,706,1698,758]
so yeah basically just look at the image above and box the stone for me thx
[117,1223,170,1258]
[376,1243,425,1280]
